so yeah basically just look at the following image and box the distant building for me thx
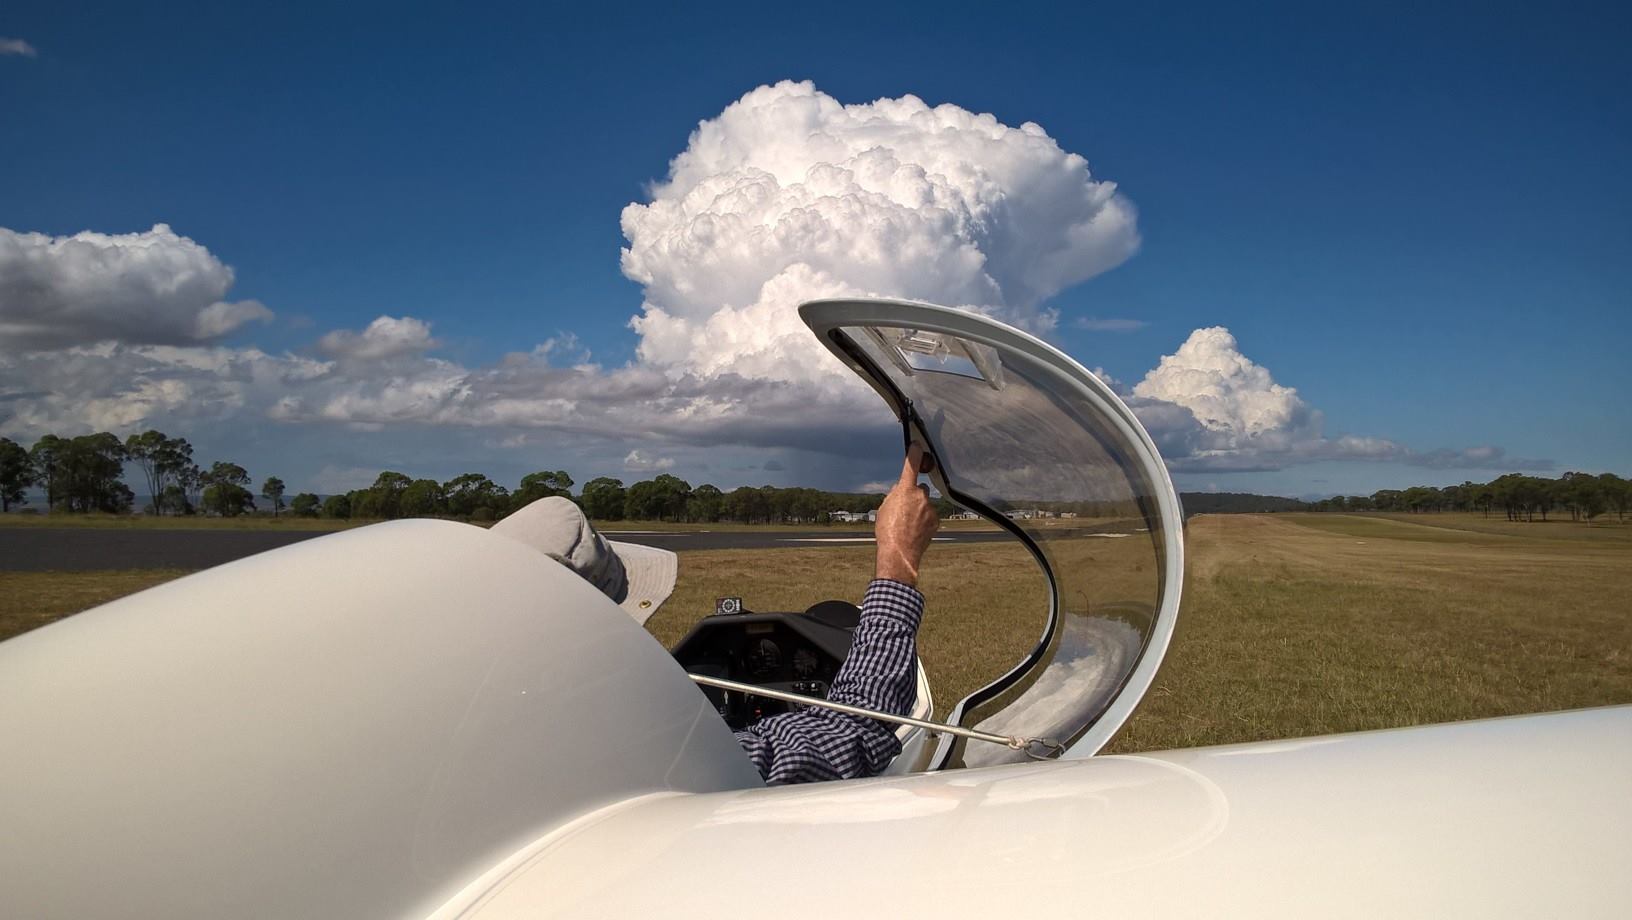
[829,509,877,523]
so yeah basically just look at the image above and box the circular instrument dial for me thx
[746,639,781,677]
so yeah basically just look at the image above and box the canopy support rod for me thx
[687,673,1063,759]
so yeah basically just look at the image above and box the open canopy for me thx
[800,299,1185,768]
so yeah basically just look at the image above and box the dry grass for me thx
[1322,511,1632,544]
[5,513,1629,756]
[1111,514,1632,752]
[0,570,191,641]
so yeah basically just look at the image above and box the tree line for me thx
[1307,472,1631,522]
[0,429,938,523]
[300,472,923,524]
[0,431,281,517]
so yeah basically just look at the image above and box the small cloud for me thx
[623,449,675,472]
[194,299,274,338]
[854,480,895,493]
[0,37,37,57]
[762,459,786,471]
[1403,446,1553,472]
[318,315,437,361]
[1073,316,1147,333]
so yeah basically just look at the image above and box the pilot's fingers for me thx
[899,443,925,487]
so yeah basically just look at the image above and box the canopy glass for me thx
[801,300,1183,769]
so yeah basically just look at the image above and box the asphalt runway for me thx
[0,526,1019,572]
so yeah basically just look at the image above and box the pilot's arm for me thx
[735,448,940,785]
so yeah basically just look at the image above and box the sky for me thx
[1,1,1628,499]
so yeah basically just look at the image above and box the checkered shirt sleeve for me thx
[735,579,924,785]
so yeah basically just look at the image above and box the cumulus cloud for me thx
[1126,327,1548,473]
[623,80,1139,389]
[1127,326,1407,472]
[317,315,437,362]
[0,37,36,57]
[0,342,328,436]
[0,224,273,348]
[1134,327,1310,438]
[623,449,676,472]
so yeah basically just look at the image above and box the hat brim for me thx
[607,541,678,625]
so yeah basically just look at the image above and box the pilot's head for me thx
[490,496,678,623]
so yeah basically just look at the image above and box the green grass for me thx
[1360,510,1632,543]
[5,512,1629,756]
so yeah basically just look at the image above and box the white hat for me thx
[489,496,678,625]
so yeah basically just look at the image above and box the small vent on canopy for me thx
[863,327,1006,391]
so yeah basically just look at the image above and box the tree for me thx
[687,483,724,523]
[179,462,205,514]
[653,474,692,520]
[579,477,627,521]
[363,471,412,519]
[1554,471,1605,522]
[201,461,255,517]
[158,484,192,516]
[290,492,321,517]
[1600,473,1630,522]
[261,476,286,517]
[29,435,66,510]
[124,431,193,515]
[723,485,768,523]
[399,479,446,517]
[0,437,34,512]
[32,433,131,513]
[624,474,692,521]
[512,470,575,511]
[443,473,510,518]
[321,493,352,519]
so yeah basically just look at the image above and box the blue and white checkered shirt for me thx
[735,579,924,785]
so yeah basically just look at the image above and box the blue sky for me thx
[1,1,1627,498]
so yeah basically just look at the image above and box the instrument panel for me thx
[670,603,859,731]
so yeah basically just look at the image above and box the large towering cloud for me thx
[0,224,272,349]
[622,80,1139,389]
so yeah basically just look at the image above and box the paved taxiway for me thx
[0,526,1019,572]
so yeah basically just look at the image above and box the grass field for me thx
[3,512,1628,754]
[0,569,191,640]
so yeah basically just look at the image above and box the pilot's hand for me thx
[874,444,940,587]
